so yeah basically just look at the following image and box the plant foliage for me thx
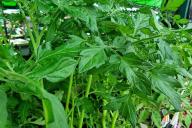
[0,0,192,127]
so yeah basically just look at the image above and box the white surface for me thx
[3,9,20,14]
[10,38,29,46]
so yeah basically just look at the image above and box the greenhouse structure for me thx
[1,0,192,128]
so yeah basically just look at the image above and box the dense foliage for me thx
[1,0,192,127]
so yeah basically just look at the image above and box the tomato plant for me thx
[0,0,192,128]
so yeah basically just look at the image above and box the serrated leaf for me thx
[104,98,122,111]
[119,96,137,127]
[158,40,180,63]
[132,13,150,33]
[119,59,136,84]
[151,74,181,110]
[150,64,182,110]
[30,57,77,82]
[50,0,68,9]
[64,6,98,32]
[113,36,127,49]
[135,72,151,95]
[45,59,77,82]
[39,35,84,61]
[119,53,143,84]
[79,47,107,73]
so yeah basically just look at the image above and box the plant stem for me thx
[41,80,49,127]
[17,3,37,56]
[78,109,85,128]
[102,99,107,128]
[102,110,107,128]
[85,75,92,97]
[66,73,73,112]
[111,111,119,128]
[78,75,93,128]
[69,97,75,128]
[133,34,162,44]
[18,1,45,58]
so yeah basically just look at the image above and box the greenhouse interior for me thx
[1,0,192,128]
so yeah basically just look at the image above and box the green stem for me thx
[85,75,92,97]
[102,100,107,128]
[111,111,119,128]
[18,1,45,58]
[18,3,37,56]
[69,98,75,128]
[66,73,73,112]
[78,109,85,128]
[102,110,107,128]
[36,27,46,48]
[78,75,93,128]
[132,34,162,44]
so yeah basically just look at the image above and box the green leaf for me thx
[177,19,189,24]
[45,58,77,82]
[140,27,153,35]
[151,74,181,110]
[135,72,151,95]
[43,91,69,128]
[50,0,68,9]
[0,70,69,128]
[119,53,143,84]
[30,117,45,126]
[151,111,161,127]
[0,88,8,128]
[138,110,150,123]
[162,0,185,11]
[173,15,181,20]
[158,40,180,63]
[184,114,191,128]
[76,97,94,113]
[119,96,137,127]
[0,69,43,98]
[176,68,192,79]
[99,21,118,33]
[150,10,163,31]
[151,64,177,76]
[39,35,84,61]
[79,47,107,73]
[150,64,181,110]
[112,36,127,49]
[86,15,98,32]
[64,6,98,32]
[122,53,143,66]
[132,13,150,34]
[103,97,123,111]
[30,57,77,82]
[0,45,12,60]
[18,101,31,123]
[128,0,162,7]
[119,59,136,84]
